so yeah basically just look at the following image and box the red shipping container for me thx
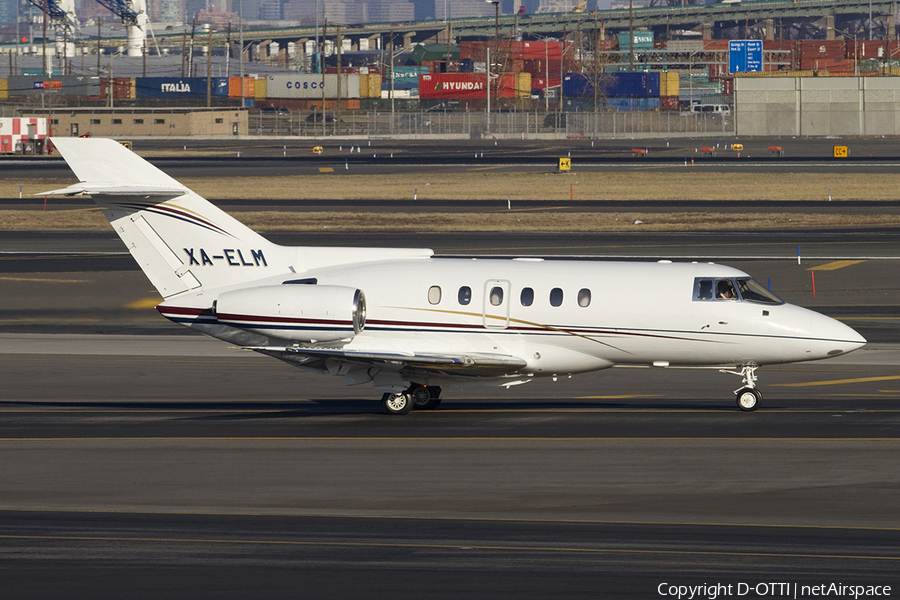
[660,96,679,111]
[419,73,487,98]
[419,73,522,99]
[798,40,845,60]
[846,41,885,59]
[530,77,561,90]
[522,59,562,79]
[703,40,729,51]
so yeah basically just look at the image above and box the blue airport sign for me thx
[729,40,763,73]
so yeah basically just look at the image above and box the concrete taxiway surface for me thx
[2,229,899,597]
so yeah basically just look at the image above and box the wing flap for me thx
[248,346,528,377]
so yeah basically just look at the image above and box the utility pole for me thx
[42,0,47,76]
[628,0,634,71]
[336,24,342,136]
[206,26,212,108]
[97,19,102,76]
[321,18,327,137]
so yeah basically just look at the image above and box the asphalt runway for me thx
[2,229,899,598]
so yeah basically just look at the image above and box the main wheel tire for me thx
[410,386,442,410]
[382,392,413,415]
[736,387,762,411]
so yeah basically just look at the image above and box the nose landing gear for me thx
[720,365,762,411]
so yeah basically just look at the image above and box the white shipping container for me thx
[266,74,361,99]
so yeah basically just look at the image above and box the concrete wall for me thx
[736,77,900,136]
[28,108,249,137]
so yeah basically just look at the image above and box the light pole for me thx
[830,26,860,76]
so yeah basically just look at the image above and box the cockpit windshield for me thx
[694,277,784,305]
[736,278,784,305]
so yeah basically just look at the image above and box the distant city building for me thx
[434,0,495,20]
[281,0,412,26]
[537,0,580,12]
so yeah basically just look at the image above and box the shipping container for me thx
[8,75,100,97]
[659,71,679,96]
[606,97,661,111]
[419,73,487,99]
[135,77,228,99]
[228,76,255,98]
[530,77,561,91]
[266,74,361,99]
[703,40,730,51]
[660,96,679,111]
[667,40,704,53]
[254,77,267,99]
[368,73,381,99]
[0,79,7,100]
[798,40,845,61]
[563,72,660,98]
[846,40,886,60]
[460,40,562,62]
[619,31,655,52]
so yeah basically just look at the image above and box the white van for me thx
[689,104,731,114]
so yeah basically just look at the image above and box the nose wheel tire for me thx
[736,387,762,411]
[410,385,442,410]
[382,392,413,415]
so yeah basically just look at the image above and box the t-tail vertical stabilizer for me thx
[43,137,293,298]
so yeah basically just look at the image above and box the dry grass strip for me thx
[3,209,900,232]
[6,172,900,201]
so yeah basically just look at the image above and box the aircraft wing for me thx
[248,346,528,378]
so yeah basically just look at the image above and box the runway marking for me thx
[3,506,900,533]
[467,166,505,171]
[2,436,899,442]
[125,298,161,309]
[807,260,866,271]
[774,375,900,387]
[0,276,91,283]
[503,206,572,213]
[0,533,896,562]
[318,167,334,173]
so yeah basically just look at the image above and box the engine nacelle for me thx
[215,284,365,343]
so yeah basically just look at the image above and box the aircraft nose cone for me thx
[809,312,866,358]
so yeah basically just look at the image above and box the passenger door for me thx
[482,279,510,329]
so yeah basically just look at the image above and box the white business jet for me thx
[44,138,865,414]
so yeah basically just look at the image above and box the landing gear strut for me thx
[720,365,763,412]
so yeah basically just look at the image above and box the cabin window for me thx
[215,118,224,124]
[490,286,504,306]
[578,288,591,308]
[90,119,101,124]
[428,286,441,305]
[113,119,122,124]
[133,119,144,124]
[458,286,471,305]
[520,287,534,306]
[550,287,563,307]
[737,278,783,305]
[155,119,165,124]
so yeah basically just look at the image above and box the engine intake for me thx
[215,285,366,343]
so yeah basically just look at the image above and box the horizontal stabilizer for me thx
[36,184,188,197]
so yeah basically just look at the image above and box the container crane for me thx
[94,0,148,57]
[27,0,77,67]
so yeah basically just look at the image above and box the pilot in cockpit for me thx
[717,279,737,300]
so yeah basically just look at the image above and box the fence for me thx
[248,109,736,138]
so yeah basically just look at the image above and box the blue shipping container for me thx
[136,77,229,99]
[606,97,661,111]
[563,72,660,98]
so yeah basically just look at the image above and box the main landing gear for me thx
[381,384,442,415]
[720,365,763,412]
